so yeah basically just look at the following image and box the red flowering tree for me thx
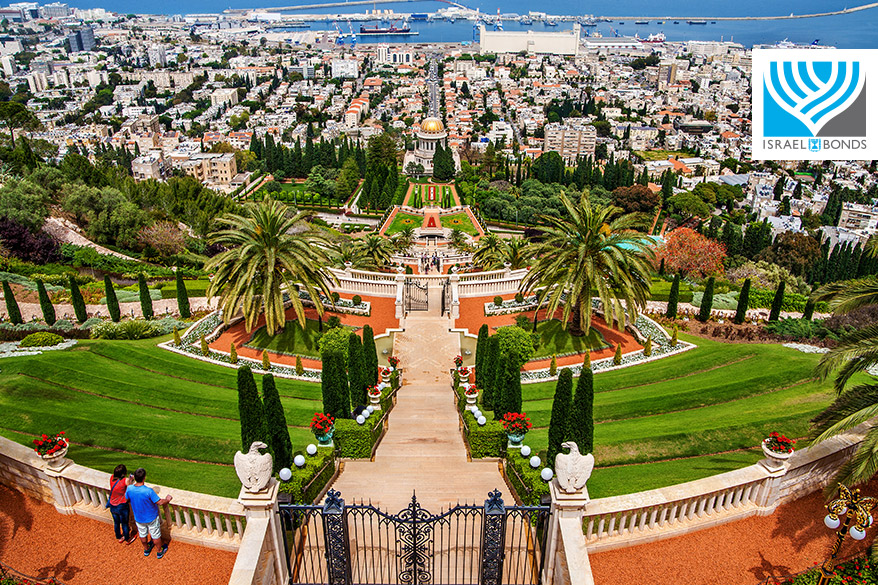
[657,228,726,277]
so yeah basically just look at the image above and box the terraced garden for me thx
[0,337,322,498]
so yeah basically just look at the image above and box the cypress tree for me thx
[262,374,292,473]
[803,299,815,321]
[643,337,652,357]
[173,327,181,346]
[734,278,751,325]
[104,276,120,322]
[295,356,304,375]
[69,275,87,324]
[138,273,153,320]
[666,273,680,319]
[547,368,573,466]
[658,258,665,275]
[482,336,500,411]
[769,281,786,322]
[321,349,350,419]
[569,357,594,455]
[475,324,489,388]
[35,279,55,325]
[237,365,267,451]
[698,277,715,322]
[230,342,238,364]
[670,326,678,347]
[501,349,522,417]
[176,271,191,319]
[362,324,378,386]
[613,343,622,365]
[262,350,270,370]
[348,333,367,407]
[2,280,21,324]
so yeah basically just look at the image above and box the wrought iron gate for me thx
[278,490,550,585]
[440,280,451,315]
[404,279,428,312]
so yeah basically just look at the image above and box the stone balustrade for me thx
[0,435,245,552]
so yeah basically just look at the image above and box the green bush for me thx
[495,325,536,366]
[90,319,159,340]
[494,296,503,306]
[334,416,382,458]
[514,292,524,303]
[505,450,550,506]
[352,295,362,306]
[317,327,350,358]
[277,449,336,504]
[747,288,827,313]
[326,315,342,329]
[456,386,505,457]
[20,331,64,347]
[160,278,210,300]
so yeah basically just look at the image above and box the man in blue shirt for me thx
[125,467,174,559]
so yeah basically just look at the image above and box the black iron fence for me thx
[278,489,550,585]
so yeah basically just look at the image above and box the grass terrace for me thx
[634,150,690,162]
[0,337,323,498]
[246,319,356,358]
[440,212,479,236]
[384,212,423,235]
[529,320,609,359]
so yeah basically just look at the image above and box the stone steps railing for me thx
[580,423,868,553]
[0,436,245,552]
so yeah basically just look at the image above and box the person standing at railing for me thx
[126,468,174,560]
[108,464,135,544]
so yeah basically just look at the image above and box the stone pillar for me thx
[238,479,288,585]
[503,262,512,278]
[754,452,790,516]
[395,266,406,321]
[43,458,77,516]
[543,481,595,585]
[450,268,460,320]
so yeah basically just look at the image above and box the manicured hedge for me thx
[456,386,505,458]
[20,331,64,347]
[334,415,383,459]
[277,448,336,504]
[505,450,550,506]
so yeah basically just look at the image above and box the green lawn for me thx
[0,337,323,497]
[439,212,479,236]
[634,149,689,161]
[497,334,839,498]
[246,319,355,358]
[384,212,423,235]
[530,320,608,359]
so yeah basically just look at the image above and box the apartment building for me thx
[132,155,165,182]
[542,121,597,162]
[180,152,238,186]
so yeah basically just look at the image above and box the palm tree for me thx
[449,228,469,253]
[810,276,878,488]
[498,238,532,270]
[206,197,336,336]
[392,227,416,255]
[472,233,503,269]
[332,242,371,269]
[521,192,654,336]
[358,233,393,268]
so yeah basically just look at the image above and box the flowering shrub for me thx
[464,386,479,397]
[454,354,464,367]
[33,431,67,457]
[501,413,532,436]
[764,431,796,454]
[310,413,335,435]
[367,386,382,397]
[388,356,400,368]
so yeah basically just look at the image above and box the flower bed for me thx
[484,295,541,316]
[0,338,78,359]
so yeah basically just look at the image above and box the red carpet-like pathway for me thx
[0,483,236,585]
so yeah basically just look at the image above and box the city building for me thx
[26,72,48,93]
[403,117,460,175]
[132,154,165,182]
[67,27,95,53]
[40,2,69,18]
[180,152,238,186]
[148,46,167,68]
[839,202,878,232]
[331,59,359,79]
[0,55,15,77]
[211,88,240,108]
[543,121,597,162]
[478,24,581,56]
[344,96,369,127]
[376,44,413,65]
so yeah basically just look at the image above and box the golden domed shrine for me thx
[403,117,460,176]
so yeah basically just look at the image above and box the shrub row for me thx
[334,414,384,459]
[0,321,92,341]
[504,451,550,506]
[455,385,505,458]
[277,449,336,504]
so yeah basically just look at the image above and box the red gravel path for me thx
[589,479,878,585]
[456,295,643,368]
[0,483,236,585]
[210,295,399,370]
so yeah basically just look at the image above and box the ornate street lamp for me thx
[817,484,877,585]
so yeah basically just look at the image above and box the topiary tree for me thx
[549,355,557,376]
[734,278,751,325]
[35,279,55,326]
[670,326,678,346]
[475,324,489,388]
[482,336,500,411]
[104,276,120,322]
[175,270,191,319]
[495,325,536,367]
[200,335,209,356]
[697,276,715,322]
[230,342,238,364]
[547,368,573,466]
[138,273,153,320]
[173,327,181,346]
[262,350,270,371]
[496,349,522,420]
[262,373,292,473]
[321,348,350,419]
[643,337,652,357]
[613,343,622,365]
[769,281,785,322]
[347,332,367,407]
[362,324,378,386]
[237,365,267,451]
[2,280,22,324]
[665,273,680,319]
[69,275,87,324]
[569,356,594,455]
[803,298,815,321]
[295,356,304,375]
[658,258,665,275]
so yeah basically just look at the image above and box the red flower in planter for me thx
[453,355,464,367]
[310,413,335,434]
[33,432,68,457]
[501,413,532,435]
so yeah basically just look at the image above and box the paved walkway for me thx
[0,483,236,585]
[329,310,508,513]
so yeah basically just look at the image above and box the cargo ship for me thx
[687,19,707,25]
[359,21,417,35]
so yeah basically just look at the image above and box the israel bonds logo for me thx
[752,49,878,160]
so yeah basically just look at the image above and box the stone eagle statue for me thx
[234,441,273,493]
[554,441,595,495]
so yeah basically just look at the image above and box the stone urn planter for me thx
[761,440,794,471]
[41,444,69,471]
[381,368,392,384]
[465,388,479,410]
[315,427,335,447]
[369,392,382,410]
[506,433,526,448]
[457,366,470,380]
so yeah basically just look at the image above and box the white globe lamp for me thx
[520,446,532,457]
[356,415,365,425]
[540,468,554,481]
[293,455,306,468]
[306,444,317,456]
[279,468,292,481]
[477,416,487,426]
[824,515,841,530]
[529,456,541,468]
